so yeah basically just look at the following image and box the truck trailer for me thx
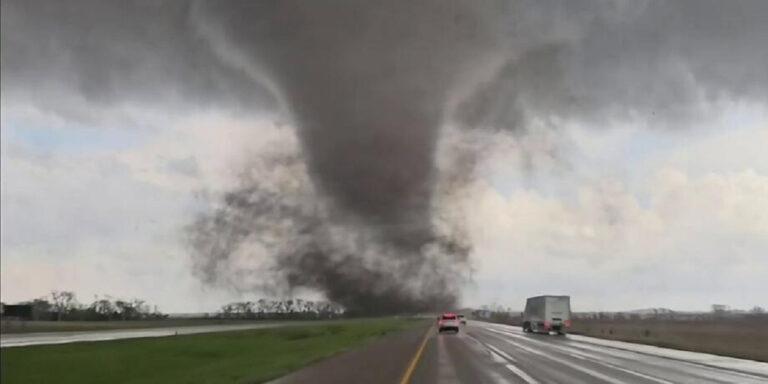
[523,295,571,335]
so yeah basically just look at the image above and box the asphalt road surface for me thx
[273,321,768,384]
[0,323,285,348]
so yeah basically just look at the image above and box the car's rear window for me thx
[442,314,456,320]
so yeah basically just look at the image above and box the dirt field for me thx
[569,318,768,362]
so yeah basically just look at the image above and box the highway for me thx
[409,321,768,383]
[5,319,767,382]
[0,323,285,348]
[274,321,768,384]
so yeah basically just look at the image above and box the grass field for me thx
[1,318,424,384]
[570,318,768,362]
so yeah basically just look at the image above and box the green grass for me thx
[1,318,424,384]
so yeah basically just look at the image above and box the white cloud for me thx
[0,113,296,312]
[117,114,296,193]
[657,126,768,176]
[462,148,768,311]
[2,105,767,313]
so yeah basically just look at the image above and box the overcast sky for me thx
[2,1,767,313]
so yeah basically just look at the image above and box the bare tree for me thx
[91,297,115,319]
[50,291,76,321]
[132,299,147,316]
[115,300,140,320]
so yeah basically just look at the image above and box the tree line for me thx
[1,291,349,321]
[216,299,345,319]
[1,291,165,321]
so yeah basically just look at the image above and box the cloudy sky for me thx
[2,1,767,313]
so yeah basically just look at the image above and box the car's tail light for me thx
[439,320,444,326]
[544,321,552,329]
[565,320,571,328]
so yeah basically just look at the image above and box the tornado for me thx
[187,1,499,314]
[185,0,768,314]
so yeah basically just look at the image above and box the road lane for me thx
[0,323,286,348]
[269,323,432,384]
[407,321,768,383]
[480,323,768,383]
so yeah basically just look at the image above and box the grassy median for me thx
[1,318,423,384]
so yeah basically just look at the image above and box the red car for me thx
[438,313,460,333]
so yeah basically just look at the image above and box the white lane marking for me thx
[565,349,676,384]
[467,334,518,363]
[568,333,768,376]
[480,323,768,383]
[489,350,508,364]
[486,343,518,363]
[567,342,768,383]
[465,334,504,364]
[486,329,629,384]
[465,334,488,349]
[462,330,515,384]
[500,326,768,384]
[564,338,768,382]
[467,334,538,384]
[505,364,540,384]
[478,321,768,381]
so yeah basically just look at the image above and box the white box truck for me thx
[523,295,571,335]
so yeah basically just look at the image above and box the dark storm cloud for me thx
[455,0,768,131]
[4,0,768,313]
[195,0,497,241]
[0,0,277,124]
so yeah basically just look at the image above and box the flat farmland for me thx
[570,317,768,362]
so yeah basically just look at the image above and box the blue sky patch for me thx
[1,118,149,153]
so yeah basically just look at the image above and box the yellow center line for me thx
[399,323,434,384]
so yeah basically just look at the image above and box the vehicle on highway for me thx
[438,313,460,333]
[457,314,467,325]
[523,295,571,335]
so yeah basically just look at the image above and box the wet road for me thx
[408,321,768,383]
[273,320,768,384]
[0,323,285,348]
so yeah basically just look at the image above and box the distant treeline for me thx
[572,309,768,321]
[1,291,350,322]
[216,299,345,319]
[472,305,767,326]
[0,291,165,321]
